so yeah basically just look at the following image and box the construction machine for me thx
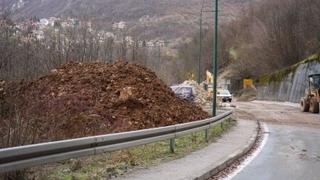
[204,70,214,97]
[300,74,320,113]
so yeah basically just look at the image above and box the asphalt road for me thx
[234,100,320,128]
[233,124,320,180]
[231,101,320,180]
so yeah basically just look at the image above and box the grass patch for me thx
[27,119,236,180]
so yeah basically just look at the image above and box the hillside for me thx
[1,0,253,40]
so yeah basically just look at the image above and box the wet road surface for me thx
[232,101,320,180]
[232,124,320,180]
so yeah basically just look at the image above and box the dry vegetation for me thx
[179,0,320,80]
[0,13,181,84]
[1,0,252,40]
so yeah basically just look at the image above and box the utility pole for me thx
[199,0,214,84]
[144,40,169,71]
[157,41,169,71]
[212,0,219,116]
[198,0,205,84]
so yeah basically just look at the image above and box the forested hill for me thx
[1,0,253,40]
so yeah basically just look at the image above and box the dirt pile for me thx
[0,62,208,145]
[236,87,257,102]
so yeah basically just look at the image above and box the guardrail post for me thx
[205,129,209,142]
[170,138,175,153]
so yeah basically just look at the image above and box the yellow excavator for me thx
[206,70,214,97]
[300,74,320,113]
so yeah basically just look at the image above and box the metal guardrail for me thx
[0,111,232,173]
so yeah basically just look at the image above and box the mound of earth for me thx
[0,61,208,146]
[236,87,257,102]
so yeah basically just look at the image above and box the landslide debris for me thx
[236,87,257,102]
[0,61,208,145]
[182,80,211,107]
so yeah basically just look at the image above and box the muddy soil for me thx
[0,61,208,147]
[234,100,320,128]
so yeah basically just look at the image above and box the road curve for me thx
[232,124,320,180]
[231,101,320,180]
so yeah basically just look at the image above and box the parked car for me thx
[170,85,195,102]
[217,89,232,102]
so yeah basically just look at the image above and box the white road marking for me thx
[222,123,269,180]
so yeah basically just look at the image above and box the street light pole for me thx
[198,11,202,84]
[212,0,219,116]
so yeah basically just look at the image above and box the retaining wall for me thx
[257,60,320,103]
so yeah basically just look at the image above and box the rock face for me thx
[256,59,320,103]
[0,61,208,146]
